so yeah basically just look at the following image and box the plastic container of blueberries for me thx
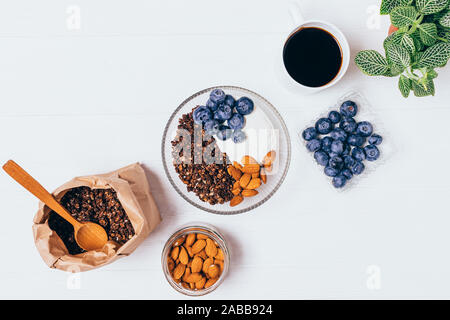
[298,90,395,191]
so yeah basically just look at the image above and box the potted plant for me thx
[355,0,450,97]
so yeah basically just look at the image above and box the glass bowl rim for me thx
[161,85,291,215]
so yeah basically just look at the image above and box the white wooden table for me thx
[1,0,449,299]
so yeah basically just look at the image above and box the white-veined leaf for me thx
[418,23,438,45]
[416,0,449,15]
[439,11,450,27]
[381,0,414,14]
[416,42,450,68]
[355,50,390,76]
[387,43,411,69]
[411,78,435,96]
[398,75,412,97]
[390,6,418,27]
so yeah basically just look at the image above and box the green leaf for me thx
[389,31,416,53]
[355,50,390,76]
[398,75,412,97]
[416,42,450,68]
[390,6,419,27]
[427,68,439,78]
[386,43,411,69]
[439,11,450,27]
[384,64,405,76]
[381,0,415,14]
[416,0,449,15]
[411,78,435,96]
[411,31,425,51]
[418,22,438,45]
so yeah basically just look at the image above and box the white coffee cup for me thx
[279,2,350,93]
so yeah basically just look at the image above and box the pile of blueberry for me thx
[193,89,254,143]
[302,100,383,189]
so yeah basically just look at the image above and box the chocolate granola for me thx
[48,186,135,254]
[171,109,235,205]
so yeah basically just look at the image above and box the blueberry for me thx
[340,100,358,117]
[231,130,246,143]
[329,156,344,171]
[216,125,233,141]
[351,161,365,175]
[324,166,339,177]
[228,113,245,130]
[347,134,366,147]
[302,127,317,141]
[321,136,333,153]
[352,147,366,162]
[193,106,212,124]
[315,118,333,134]
[364,145,380,161]
[306,139,322,152]
[332,174,347,188]
[214,104,233,121]
[206,99,219,112]
[341,168,353,180]
[314,150,329,166]
[224,95,235,107]
[340,117,357,133]
[235,97,254,115]
[331,140,345,154]
[328,110,341,124]
[328,152,340,158]
[356,121,373,137]
[330,128,347,142]
[368,134,383,145]
[342,143,351,155]
[210,89,226,103]
[204,119,220,135]
[344,155,357,168]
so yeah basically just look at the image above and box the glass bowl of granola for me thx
[161,86,291,215]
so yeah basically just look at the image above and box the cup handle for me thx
[288,1,305,26]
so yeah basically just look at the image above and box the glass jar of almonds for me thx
[161,223,230,296]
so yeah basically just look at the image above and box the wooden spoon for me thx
[3,160,108,251]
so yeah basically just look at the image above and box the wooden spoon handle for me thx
[2,160,81,228]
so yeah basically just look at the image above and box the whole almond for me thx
[195,276,206,289]
[173,263,186,280]
[173,236,186,247]
[260,168,267,184]
[185,233,196,247]
[186,246,194,257]
[242,155,258,165]
[233,161,244,171]
[182,266,191,282]
[230,195,243,207]
[208,264,220,278]
[215,248,224,260]
[252,172,259,178]
[191,256,203,273]
[232,187,241,196]
[242,164,260,174]
[204,278,218,289]
[185,272,203,283]
[239,173,251,188]
[179,246,189,265]
[214,259,224,272]
[246,178,261,190]
[263,150,276,168]
[171,246,180,260]
[228,166,242,181]
[191,239,206,254]
[203,257,214,274]
[242,189,258,197]
[196,250,207,260]
[167,257,175,272]
[197,234,208,240]
[205,238,218,258]
[233,181,241,190]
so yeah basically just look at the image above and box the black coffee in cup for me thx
[283,27,343,88]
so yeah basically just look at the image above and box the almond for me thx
[195,276,206,290]
[186,246,194,257]
[203,257,214,274]
[185,233,196,247]
[246,178,261,190]
[242,163,260,174]
[228,165,242,181]
[208,264,220,278]
[185,272,203,283]
[197,233,208,240]
[239,173,251,188]
[173,235,186,247]
[263,150,276,168]
[252,172,259,178]
[214,258,224,272]
[173,263,186,280]
[170,246,180,260]
[191,239,206,254]
[179,246,189,265]
[191,256,203,273]
[190,282,195,289]
[260,168,267,184]
[215,248,224,260]
[242,155,258,165]
[230,195,243,207]
[196,250,207,260]
[233,181,241,190]
[167,257,175,272]
[233,161,244,171]
[204,278,218,288]
[205,238,218,258]
[232,187,241,195]
[181,282,190,289]
[182,266,191,282]
[242,189,258,197]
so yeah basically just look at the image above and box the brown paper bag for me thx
[32,163,161,272]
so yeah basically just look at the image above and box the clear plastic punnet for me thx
[299,90,395,190]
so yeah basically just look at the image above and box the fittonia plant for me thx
[355,0,450,97]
